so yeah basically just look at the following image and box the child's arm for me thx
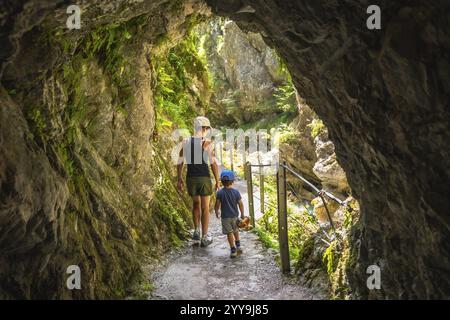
[214,199,221,218]
[238,199,245,219]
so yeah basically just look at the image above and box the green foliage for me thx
[321,201,360,299]
[27,107,49,144]
[296,236,315,268]
[150,151,190,245]
[277,123,297,144]
[308,119,325,139]
[274,52,292,81]
[154,30,210,130]
[41,16,150,180]
[253,227,279,251]
[273,81,297,114]
[54,143,76,178]
[82,16,148,109]
[322,240,339,275]
[254,175,316,263]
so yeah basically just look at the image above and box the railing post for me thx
[277,160,290,273]
[259,163,264,215]
[245,162,255,227]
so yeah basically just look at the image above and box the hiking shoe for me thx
[192,229,200,241]
[230,247,237,258]
[235,240,242,254]
[200,233,213,247]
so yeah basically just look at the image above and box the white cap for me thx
[194,116,211,130]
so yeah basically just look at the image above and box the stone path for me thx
[148,179,322,300]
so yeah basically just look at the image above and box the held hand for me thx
[214,181,220,191]
[177,178,184,192]
[215,211,220,219]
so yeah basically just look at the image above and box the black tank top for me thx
[185,137,210,177]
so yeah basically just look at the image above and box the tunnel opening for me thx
[149,16,358,299]
[0,0,448,300]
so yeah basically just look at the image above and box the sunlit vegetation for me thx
[273,82,298,114]
[251,175,318,264]
[308,119,325,139]
[154,32,210,130]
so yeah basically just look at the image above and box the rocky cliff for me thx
[194,19,295,126]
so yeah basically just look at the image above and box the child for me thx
[214,169,245,258]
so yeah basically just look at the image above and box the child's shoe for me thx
[230,247,237,258]
[235,240,243,254]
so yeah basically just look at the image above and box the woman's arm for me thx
[177,140,185,191]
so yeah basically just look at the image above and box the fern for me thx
[273,81,297,113]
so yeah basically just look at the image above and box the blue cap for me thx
[220,169,235,181]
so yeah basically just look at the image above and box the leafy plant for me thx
[273,81,297,114]
[323,240,338,275]
[308,119,325,138]
[153,29,210,130]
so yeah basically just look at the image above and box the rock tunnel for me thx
[0,0,448,299]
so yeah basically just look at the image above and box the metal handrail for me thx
[246,162,346,207]
[280,163,337,232]
[242,158,347,273]
[280,163,345,206]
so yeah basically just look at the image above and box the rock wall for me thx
[285,96,350,201]
[313,129,350,196]
[0,0,209,299]
[198,19,292,125]
[207,0,450,299]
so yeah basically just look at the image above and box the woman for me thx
[177,116,220,247]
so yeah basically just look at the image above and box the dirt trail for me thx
[148,179,323,300]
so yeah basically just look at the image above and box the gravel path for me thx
[148,179,323,300]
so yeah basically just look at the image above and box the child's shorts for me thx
[222,217,239,234]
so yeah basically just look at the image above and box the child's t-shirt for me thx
[216,187,242,218]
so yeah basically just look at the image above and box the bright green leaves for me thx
[154,31,209,130]
[273,81,297,114]
[307,119,325,139]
